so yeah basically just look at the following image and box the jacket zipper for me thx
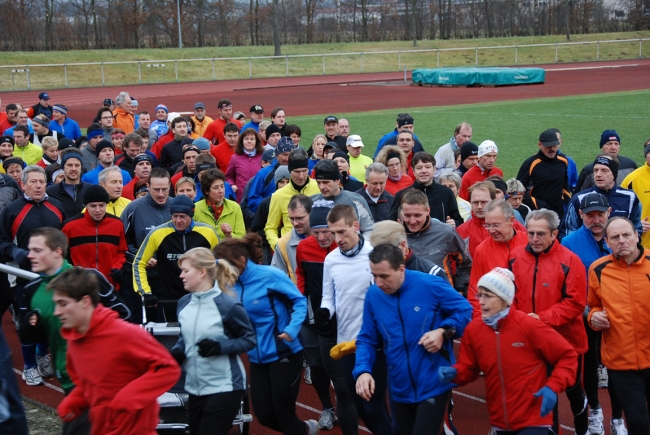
[397,293,418,400]
[532,256,539,313]
[495,330,510,430]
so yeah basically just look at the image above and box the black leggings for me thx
[391,391,451,435]
[609,368,650,435]
[551,354,588,435]
[188,390,243,435]
[301,325,334,410]
[249,351,307,435]
[495,427,553,435]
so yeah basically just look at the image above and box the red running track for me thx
[1,59,649,128]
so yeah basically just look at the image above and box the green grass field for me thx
[1,31,649,91]
[288,89,650,180]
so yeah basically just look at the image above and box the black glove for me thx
[170,346,186,365]
[143,293,158,307]
[109,268,123,283]
[11,247,29,264]
[196,339,221,357]
[19,310,41,331]
[314,308,331,326]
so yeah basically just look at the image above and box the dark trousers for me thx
[301,325,334,410]
[249,351,306,435]
[609,368,650,435]
[583,317,622,418]
[552,354,588,435]
[0,329,28,435]
[188,390,243,435]
[319,334,359,435]
[0,272,12,316]
[495,427,553,435]
[392,391,451,435]
[340,351,392,435]
[61,387,91,435]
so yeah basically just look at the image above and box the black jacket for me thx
[46,181,90,219]
[517,150,570,220]
[389,181,463,227]
[355,188,394,223]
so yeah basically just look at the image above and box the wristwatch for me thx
[442,326,456,340]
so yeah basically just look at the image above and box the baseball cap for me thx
[250,105,264,114]
[38,92,50,100]
[194,102,206,110]
[539,129,561,147]
[580,192,609,213]
[346,135,364,148]
[324,115,338,124]
[323,142,338,153]
[103,98,114,106]
[262,149,275,162]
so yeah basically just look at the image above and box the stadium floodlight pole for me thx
[177,0,183,49]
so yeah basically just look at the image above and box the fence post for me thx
[285,56,289,77]
[249,58,252,78]
[322,55,326,75]
[555,44,559,63]
[174,61,178,83]
[138,62,142,84]
[596,41,600,61]
[437,49,440,68]
[475,48,479,66]
[398,51,401,70]
[64,64,68,88]
[101,63,105,86]
[26,66,31,90]
[515,46,518,65]
[404,65,407,82]
[361,53,364,73]
[640,39,643,58]
[212,59,216,80]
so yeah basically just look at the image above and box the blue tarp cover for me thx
[412,67,545,86]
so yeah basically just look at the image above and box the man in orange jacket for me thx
[112,91,135,134]
[589,217,650,435]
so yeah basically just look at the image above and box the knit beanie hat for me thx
[310,199,336,229]
[265,124,281,138]
[83,185,110,205]
[332,150,349,162]
[60,151,83,167]
[192,137,211,151]
[600,130,620,148]
[274,166,291,185]
[155,104,169,113]
[133,153,154,167]
[2,157,23,172]
[314,160,340,181]
[460,142,478,162]
[94,139,114,157]
[276,137,294,154]
[593,155,619,181]
[169,194,195,217]
[478,140,498,158]
[644,144,650,158]
[86,129,104,141]
[57,138,76,151]
[477,267,515,305]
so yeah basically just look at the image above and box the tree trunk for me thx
[565,0,571,40]
[272,0,281,55]
[336,0,341,42]
[249,0,254,44]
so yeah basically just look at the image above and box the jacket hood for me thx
[60,304,118,341]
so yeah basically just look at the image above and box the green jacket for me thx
[194,199,246,240]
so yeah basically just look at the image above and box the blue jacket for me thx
[81,165,132,185]
[246,162,279,214]
[353,269,472,403]
[240,121,260,133]
[174,285,256,396]
[231,260,307,364]
[559,185,641,239]
[561,224,610,272]
[49,119,81,140]
[374,129,421,158]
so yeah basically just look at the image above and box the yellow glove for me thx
[329,340,357,360]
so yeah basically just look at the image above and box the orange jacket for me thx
[112,108,135,134]
[588,247,650,370]
[468,228,529,318]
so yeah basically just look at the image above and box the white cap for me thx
[477,267,515,305]
[167,112,181,123]
[346,134,364,148]
[478,140,498,158]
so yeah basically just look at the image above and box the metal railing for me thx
[1,37,647,91]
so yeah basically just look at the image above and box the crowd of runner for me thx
[0,90,649,435]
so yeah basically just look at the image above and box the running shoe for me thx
[318,408,337,430]
[597,365,608,388]
[36,354,54,378]
[588,408,604,435]
[22,367,44,386]
[305,419,320,435]
[611,419,628,435]
[304,364,312,385]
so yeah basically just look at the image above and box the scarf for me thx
[42,154,58,165]
[388,172,403,182]
[244,148,256,157]
[450,136,459,151]
[340,235,365,258]
[483,307,510,330]
[206,198,224,221]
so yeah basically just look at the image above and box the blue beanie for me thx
[170,194,195,217]
[600,130,620,148]
[192,137,211,151]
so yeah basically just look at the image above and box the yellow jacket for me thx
[621,163,650,248]
[264,179,320,249]
[194,198,246,240]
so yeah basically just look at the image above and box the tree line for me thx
[0,0,647,52]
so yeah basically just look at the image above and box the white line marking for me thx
[546,64,639,71]
[13,368,65,393]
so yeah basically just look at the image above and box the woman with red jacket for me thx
[439,268,578,435]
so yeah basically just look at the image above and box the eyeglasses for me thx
[527,231,550,238]
[483,223,504,230]
[475,293,497,300]
[471,200,489,206]
[290,215,308,223]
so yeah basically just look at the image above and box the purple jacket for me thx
[226,152,263,202]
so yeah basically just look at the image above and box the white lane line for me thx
[546,64,639,71]
[13,367,65,393]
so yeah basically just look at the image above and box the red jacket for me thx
[384,174,413,196]
[211,142,235,173]
[151,131,174,159]
[509,241,588,354]
[456,213,488,258]
[459,165,504,200]
[203,118,241,145]
[58,306,180,435]
[62,212,127,289]
[468,228,529,318]
[454,309,578,431]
